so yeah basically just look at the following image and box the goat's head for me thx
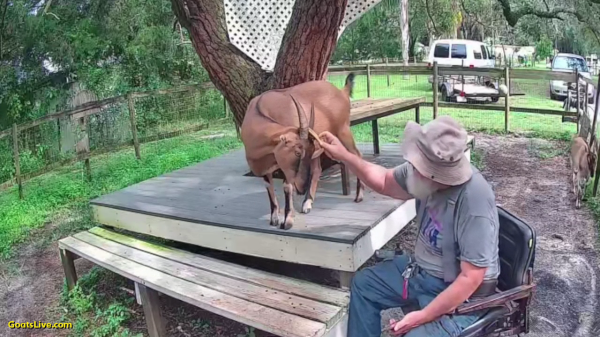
[273,95,324,195]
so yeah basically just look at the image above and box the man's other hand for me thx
[388,310,429,335]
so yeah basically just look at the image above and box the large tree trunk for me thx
[401,0,409,67]
[170,0,348,129]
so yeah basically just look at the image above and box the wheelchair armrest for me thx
[455,284,535,315]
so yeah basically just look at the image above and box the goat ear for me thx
[312,148,324,159]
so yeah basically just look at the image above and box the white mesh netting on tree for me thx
[224,0,383,71]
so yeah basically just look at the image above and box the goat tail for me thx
[343,73,355,98]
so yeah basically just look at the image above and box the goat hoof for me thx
[281,219,294,230]
[301,200,312,214]
[270,214,281,227]
[354,195,364,203]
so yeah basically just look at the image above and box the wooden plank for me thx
[89,227,350,307]
[419,102,574,116]
[338,271,354,289]
[75,231,343,323]
[370,65,432,75]
[12,124,22,199]
[327,65,368,72]
[505,67,510,132]
[130,82,214,99]
[111,187,388,221]
[91,193,370,242]
[0,96,127,139]
[59,248,78,290]
[433,62,439,119]
[127,94,141,160]
[91,205,357,271]
[438,67,504,78]
[323,313,348,337]
[137,283,166,337]
[510,69,576,82]
[350,98,425,125]
[122,182,398,213]
[58,236,327,337]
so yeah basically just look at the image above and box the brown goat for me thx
[570,136,597,209]
[240,74,364,229]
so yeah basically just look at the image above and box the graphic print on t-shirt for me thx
[419,206,443,256]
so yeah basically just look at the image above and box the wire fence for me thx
[0,84,227,193]
[327,64,587,139]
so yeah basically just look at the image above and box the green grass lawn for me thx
[0,122,242,258]
[335,74,577,142]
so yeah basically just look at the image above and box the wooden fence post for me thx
[590,74,600,145]
[583,82,590,134]
[504,66,510,132]
[433,61,439,119]
[575,69,580,134]
[592,75,600,197]
[386,58,390,87]
[127,93,141,160]
[12,124,23,199]
[366,64,372,98]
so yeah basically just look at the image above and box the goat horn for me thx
[309,103,315,129]
[290,95,308,139]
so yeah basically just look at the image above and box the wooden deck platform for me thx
[91,143,414,272]
[91,135,473,274]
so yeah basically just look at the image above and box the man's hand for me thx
[318,131,351,161]
[387,310,429,335]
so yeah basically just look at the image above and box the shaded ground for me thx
[1,133,599,336]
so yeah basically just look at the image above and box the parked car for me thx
[549,53,594,102]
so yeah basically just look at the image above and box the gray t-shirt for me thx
[393,161,500,280]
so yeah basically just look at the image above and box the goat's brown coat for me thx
[241,74,363,229]
[570,136,597,209]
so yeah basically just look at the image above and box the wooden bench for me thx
[59,227,350,337]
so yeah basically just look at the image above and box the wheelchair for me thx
[377,206,537,336]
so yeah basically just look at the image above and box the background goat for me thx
[241,74,364,229]
[570,135,597,209]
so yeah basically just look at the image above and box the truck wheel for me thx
[441,88,451,102]
[486,82,499,103]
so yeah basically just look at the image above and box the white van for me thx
[427,39,495,68]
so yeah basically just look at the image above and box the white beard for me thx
[406,168,439,199]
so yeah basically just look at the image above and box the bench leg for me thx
[137,283,166,337]
[371,119,380,155]
[59,249,78,291]
[340,164,350,196]
[338,271,354,289]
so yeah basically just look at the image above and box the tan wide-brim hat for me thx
[400,116,472,186]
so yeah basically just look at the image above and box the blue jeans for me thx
[348,254,487,337]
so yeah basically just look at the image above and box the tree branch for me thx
[272,0,348,89]
[170,0,267,128]
[425,0,441,36]
[497,0,582,26]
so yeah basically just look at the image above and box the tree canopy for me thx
[4,0,600,129]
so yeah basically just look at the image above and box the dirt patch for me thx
[473,133,600,337]
[1,133,599,337]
